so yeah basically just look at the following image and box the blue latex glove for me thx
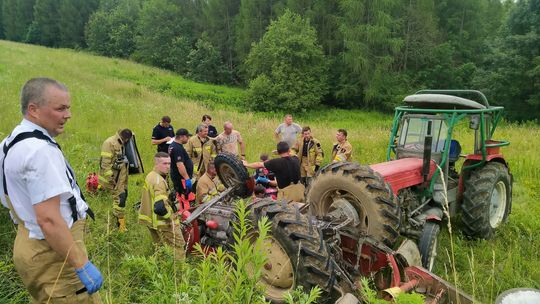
[185,179,192,191]
[256,176,270,186]
[75,261,103,294]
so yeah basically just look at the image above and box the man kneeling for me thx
[139,152,185,259]
[196,161,225,204]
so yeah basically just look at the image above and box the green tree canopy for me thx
[133,0,192,74]
[85,0,140,58]
[245,9,327,112]
[187,33,230,84]
[473,0,540,121]
[336,0,403,109]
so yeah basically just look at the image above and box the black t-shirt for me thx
[264,156,300,189]
[152,123,175,153]
[169,141,193,180]
[302,139,311,156]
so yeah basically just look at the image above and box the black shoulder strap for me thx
[3,130,58,195]
[2,130,94,221]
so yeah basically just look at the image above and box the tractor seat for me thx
[449,140,462,163]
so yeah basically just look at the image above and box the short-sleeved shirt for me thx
[0,119,89,240]
[168,141,193,180]
[152,123,175,153]
[216,130,243,156]
[275,123,302,148]
[264,156,301,189]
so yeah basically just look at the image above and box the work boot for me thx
[117,218,128,233]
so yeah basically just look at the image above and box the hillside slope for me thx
[0,40,539,303]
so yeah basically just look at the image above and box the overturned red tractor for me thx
[179,90,511,303]
[309,90,513,270]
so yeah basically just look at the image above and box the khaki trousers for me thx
[147,225,186,259]
[13,220,101,304]
[300,157,315,178]
[277,183,305,203]
[101,166,128,219]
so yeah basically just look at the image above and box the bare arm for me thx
[239,139,246,159]
[34,196,88,269]
[151,137,171,145]
[242,160,264,169]
[176,162,190,180]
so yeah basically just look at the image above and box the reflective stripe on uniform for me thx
[153,194,168,203]
[103,170,113,177]
[101,151,113,158]
[139,214,152,223]
[334,155,345,162]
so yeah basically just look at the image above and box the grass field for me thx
[0,40,539,303]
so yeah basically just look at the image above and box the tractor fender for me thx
[463,154,509,168]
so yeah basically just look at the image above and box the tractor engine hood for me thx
[370,158,437,195]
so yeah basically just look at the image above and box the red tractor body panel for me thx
[465,153,504,162]
[370,158,437,195]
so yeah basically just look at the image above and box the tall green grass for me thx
[0,40,539,303]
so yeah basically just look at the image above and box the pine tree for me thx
[2,0,35,41]
[234,0,281,69]
[0,0,4,39]
[337,0,403,109]
[399,0,440,72]
[473,0,540,120]
[59,0,99,48]
[202,0,240,81]
[29,0,60,46]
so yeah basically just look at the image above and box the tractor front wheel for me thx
[418,222,440,271]
[461,162,512,239]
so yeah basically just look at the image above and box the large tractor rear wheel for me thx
[250,201,345,303]
[306,162,400,248]
[214,152,252,197]
[461,162,512,239]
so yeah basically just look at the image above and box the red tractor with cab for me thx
[307,89,513,271]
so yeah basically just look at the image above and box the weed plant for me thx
[0,40,539,303]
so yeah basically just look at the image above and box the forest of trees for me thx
[0,0,538,119]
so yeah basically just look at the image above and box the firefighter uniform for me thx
[331,140,353,162]
[138,170,185,259]
[292,137,324,179]
[99,132,129,223]
[186,136,217,178]
[195,172,225,204]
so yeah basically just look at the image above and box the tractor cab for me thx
[395,113,449,164]
[381,90,510,203]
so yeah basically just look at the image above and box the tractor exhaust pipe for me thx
[422,121,433,183]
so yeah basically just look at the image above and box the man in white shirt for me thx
[274,114,302,149]
[0,78,102,303]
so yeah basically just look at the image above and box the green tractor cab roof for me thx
[404,94,486,110]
